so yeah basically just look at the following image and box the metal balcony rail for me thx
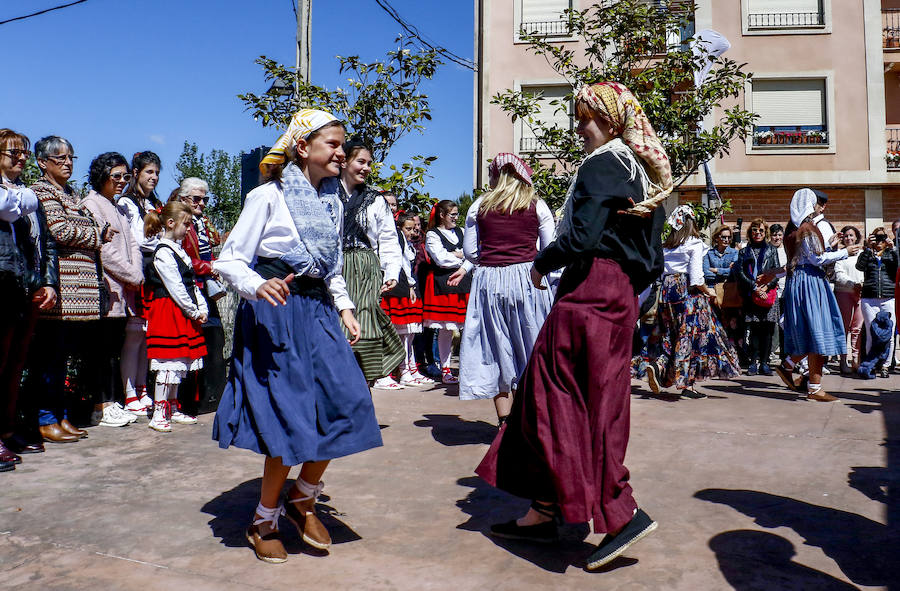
[887,128,900,169]
[518,19,570,37]
[519,137,544,153]
[748,11,825,29]
[884,9,900,47]
[752,126,828,146]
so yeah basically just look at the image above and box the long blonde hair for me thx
[478,170,536,215]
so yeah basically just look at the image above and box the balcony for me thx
[752,126,828,147]
[519,137,544,153]
[747,11,825,30]
[518,19,571,38]
[884,9,900,49]
[887,128,900,170]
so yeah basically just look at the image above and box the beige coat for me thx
[81,190,143,318]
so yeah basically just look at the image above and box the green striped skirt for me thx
[342,248,405,382]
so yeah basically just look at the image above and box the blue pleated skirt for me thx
[783,265,846,356]
[212,292,383,466]
[459,262,553,400]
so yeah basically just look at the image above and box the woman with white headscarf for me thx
[638,205,740,399]
[773,188,861,401]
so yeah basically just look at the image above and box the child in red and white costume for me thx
[143,201,208,432]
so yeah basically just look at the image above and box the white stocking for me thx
[437,329,453,369]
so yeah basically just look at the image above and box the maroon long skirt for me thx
[475,258,639,534]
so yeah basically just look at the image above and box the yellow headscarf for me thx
[258,109,339,173]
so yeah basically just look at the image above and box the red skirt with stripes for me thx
[422,273,469,325]
[146,296,207,360]
[380,295,424,326]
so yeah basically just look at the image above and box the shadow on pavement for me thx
[709,529,860,590]
[413,414,497,446]
[201,478,361,556]
[695,488,898,589]
[454,476,596,574]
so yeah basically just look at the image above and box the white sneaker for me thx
[90,405,131,427]
[148,403,172,433]
[112,403,138,423]
[170,402,198,425]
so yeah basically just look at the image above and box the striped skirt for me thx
[342,249,405,381]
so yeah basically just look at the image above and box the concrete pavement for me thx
[1,371,898,590]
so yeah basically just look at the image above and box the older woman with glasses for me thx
[0,129,58,469]
[704,225,742,355]
[735,219,782,376]
[25,136,116,442]
[82,153,144,428]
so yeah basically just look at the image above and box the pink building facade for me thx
[475,0,900,233]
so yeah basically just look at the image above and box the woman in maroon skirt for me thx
[476,82,673,570]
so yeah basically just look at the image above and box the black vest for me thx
[428,227,472,295]
[144,243,198,305]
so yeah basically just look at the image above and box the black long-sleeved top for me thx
[855,247,898,299]
[534,151,664,295]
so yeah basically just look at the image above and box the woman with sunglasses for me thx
[735,219,782,376]
[82,153,144,427]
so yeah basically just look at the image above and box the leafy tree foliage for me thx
[238,36,441,213]
[174,141,242,231]
[493,0,756,226]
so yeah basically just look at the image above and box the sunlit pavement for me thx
[2,371,897,590]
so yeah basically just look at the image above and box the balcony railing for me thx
[884,9,900,48]
[887,128,900,170]
[519,137,544,153]
[518,19,571,37]
[752,126,828,147]
[748,11,825,29]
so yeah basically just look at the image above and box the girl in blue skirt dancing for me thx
[213,109,383,563]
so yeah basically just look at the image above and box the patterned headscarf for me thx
[259,109,339,173]
[488,153,533,186]
[575,82,673,194]
[666,204,695,231]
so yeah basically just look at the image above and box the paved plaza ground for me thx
[1,371,898,590]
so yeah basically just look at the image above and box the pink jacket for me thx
[81,190,143,318]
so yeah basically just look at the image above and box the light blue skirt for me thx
[459,262,554,400]
[784,265,846,356]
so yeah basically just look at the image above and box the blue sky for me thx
[1,0,475,200]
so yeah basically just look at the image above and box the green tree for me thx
[238,36,441,213]
[493,0,756,226]
[20,154,42,186]
[455,192,474,227]
[174,141,242,231]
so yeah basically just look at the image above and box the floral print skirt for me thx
[633,273,740,390]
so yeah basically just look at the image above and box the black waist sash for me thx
[255,257,330,301]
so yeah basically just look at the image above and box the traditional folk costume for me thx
[423,223,472,383]
[213,110,381,468]
[476,83,670,569]
[634,205,740,392]
[458,154,555,400]
[379,229,433,385]
[144,238,207,431]
[337,177,405,383]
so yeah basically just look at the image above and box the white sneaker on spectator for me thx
[112,403,138,423]
[90,405,131,427]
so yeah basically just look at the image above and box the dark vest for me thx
[144,243,198,305]
[428,227,472,295]
[476,203,539,267]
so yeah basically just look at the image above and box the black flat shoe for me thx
[586,508,657,571]
[489,501,561,544]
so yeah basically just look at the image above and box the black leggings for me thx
[748,321,775,366]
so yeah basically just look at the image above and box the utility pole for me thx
[296,0,312,93]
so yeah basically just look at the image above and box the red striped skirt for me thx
[146,297,207,360]
[380,295,424,326]
[422,273,469,325]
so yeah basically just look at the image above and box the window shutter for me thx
[752,79,825,127]
[747,0,821,15]
[521,0,570,24]
[522,85,572,139]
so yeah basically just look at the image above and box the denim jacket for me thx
[703,246,738,286]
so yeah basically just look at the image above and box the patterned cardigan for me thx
[31,179,103,321]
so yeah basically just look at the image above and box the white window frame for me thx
[513,80,574,157]
[741,0,831,36]
[744,71,836,155]
[513,0,577,44]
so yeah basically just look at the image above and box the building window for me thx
[518,84,572,154]
[746,0,825,30]
[750,79,828,147]
[518,0,572,38]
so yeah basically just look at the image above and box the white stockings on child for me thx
[437,329,453,369]
[401,333,417,375]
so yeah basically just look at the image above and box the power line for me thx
[372,0,477,71]
[0,0,90,26]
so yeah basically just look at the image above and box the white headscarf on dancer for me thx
[666,204,695,231]
[790,188,817,227]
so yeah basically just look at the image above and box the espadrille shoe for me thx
[285,491,331,549]
[246,520,287,564]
